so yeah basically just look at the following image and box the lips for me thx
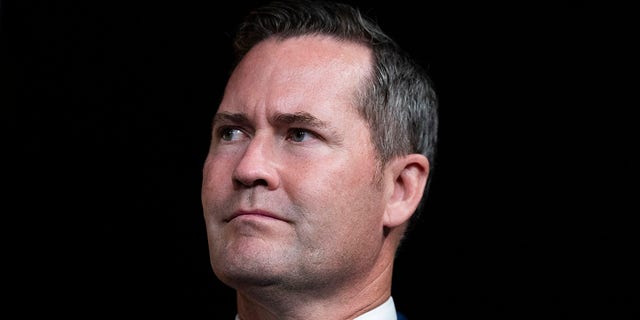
[225,209,286,222]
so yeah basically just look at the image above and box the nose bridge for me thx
[244,132,271,163]
[233,130,278,188]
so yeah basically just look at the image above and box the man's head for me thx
[201,0,438,314]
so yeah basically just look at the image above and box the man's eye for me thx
[220,128,243,141]
[287,128,313,143]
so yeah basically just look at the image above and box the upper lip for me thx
[226,209,287,222]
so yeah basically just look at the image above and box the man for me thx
[201,0,438,319]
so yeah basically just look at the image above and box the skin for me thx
[202,35,429,320]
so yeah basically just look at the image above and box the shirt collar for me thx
[354,296,397,320]
[234,296,398,320]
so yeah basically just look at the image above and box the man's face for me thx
[201,35,388,291]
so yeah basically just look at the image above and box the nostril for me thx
[252,179,268,187]
[233,176,269,188]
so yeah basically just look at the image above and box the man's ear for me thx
[383,154,430,228]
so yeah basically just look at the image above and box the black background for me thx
[3,0,637,318]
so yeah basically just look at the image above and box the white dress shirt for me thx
[354,296,398,320]
[234,296,398,320]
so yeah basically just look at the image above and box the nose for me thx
[232,134,280,189]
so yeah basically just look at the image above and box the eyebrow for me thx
[273,111,328,128]
[212,112,250,127]
[212,111,328,129]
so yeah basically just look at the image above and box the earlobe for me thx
[383,154,430,228]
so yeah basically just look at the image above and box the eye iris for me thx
[293,130,306,142]
[222,129,237,141]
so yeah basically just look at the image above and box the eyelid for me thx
[215,125,249,142]
[286,127,323,142]
[214,125,232,137]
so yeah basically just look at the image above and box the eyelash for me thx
[286,128,315,143]
[217,127,245,142]
[216,126,320,143]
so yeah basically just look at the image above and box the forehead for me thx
[220,35,373,120]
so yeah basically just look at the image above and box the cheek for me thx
[201,159,217,194]
[202,154,234,201]
[287,153,381,215]
[290,161,384,253]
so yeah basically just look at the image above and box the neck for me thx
[235,246,398,320]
